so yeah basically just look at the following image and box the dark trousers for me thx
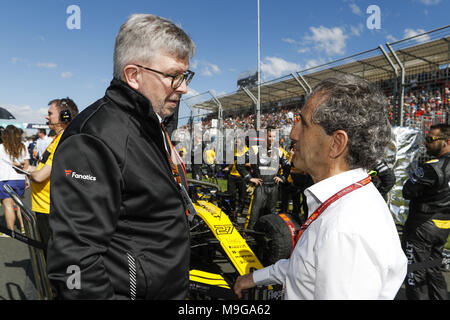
[245,185,278,230]
[192,164,202,181]
[280,183,307,225]
[36,212,51,259]
[227,174,246,214]
[403,218,450,300]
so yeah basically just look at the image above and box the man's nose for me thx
[289,122,300,140]
[175,78,188,94]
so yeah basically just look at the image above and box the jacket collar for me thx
[105,78,159,123]
[105,78,179,136]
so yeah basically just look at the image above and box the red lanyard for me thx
[293,175,372,250]
[161,124,188,189]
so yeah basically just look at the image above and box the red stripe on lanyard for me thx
[173,146,188,186]
[161,123,188,189]
[279,214,298,250]
[292,175,372,252]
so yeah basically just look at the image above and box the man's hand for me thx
[250,178,262,186]
[273,176,283,184]
[234,273,256,299]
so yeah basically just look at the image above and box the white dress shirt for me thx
[36,135,53,161]
[253,168,407,300]
[0,143,29,181]
[156,113,169,153]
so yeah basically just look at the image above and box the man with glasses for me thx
[402,123,450,300]
[47,14,195,299]
[234,76,407,300]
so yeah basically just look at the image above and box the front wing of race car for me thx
[189,199,282,300]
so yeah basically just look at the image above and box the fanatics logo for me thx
[65,169,97,181]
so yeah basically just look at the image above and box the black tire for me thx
[254,214,300,266]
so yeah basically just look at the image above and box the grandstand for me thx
[178,25,449,226]
[182,25,449,135]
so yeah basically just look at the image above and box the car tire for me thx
[254,214,300,266]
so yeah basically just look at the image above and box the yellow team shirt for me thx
[205,149,216,165]
[31,133,62,214]
[230,146,249,177]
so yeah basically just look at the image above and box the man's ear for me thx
[329,130,348,159]
[123,65,140,90]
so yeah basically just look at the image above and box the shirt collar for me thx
[304,168,369,216]
[155,112,163,124]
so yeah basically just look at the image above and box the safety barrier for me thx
[2,184,53,300]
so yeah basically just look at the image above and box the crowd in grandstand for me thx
[397,87,449,125]
[184,84,449,135]
[192,105,301,134]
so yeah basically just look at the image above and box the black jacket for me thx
[47,79,190,300]
[403,152,450,227]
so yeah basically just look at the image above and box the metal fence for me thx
[2,184,52,300]
[184,25,449,131]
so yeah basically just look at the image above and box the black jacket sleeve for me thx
[373,161,396,196]
[47,133,123,299]
[282,163,292,183]
[236,149,253,182]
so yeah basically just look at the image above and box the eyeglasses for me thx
[135,64,194,89]
[425,135,445,143]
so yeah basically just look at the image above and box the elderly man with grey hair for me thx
[47,14,195,299]
[234,75,407,300]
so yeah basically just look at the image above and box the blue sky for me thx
[0,0,448,126]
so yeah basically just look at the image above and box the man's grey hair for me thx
[113,14,196,79]
[310,75,392,170]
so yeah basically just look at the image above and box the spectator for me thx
[234,75,407,300]
[35,129,52,162]
[26,135,38,166]
[191,133,203,180]
[27,98,78,257]
[47,13,195,300]
[0,125,30,234]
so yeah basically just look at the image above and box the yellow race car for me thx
[187,179,300,300]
